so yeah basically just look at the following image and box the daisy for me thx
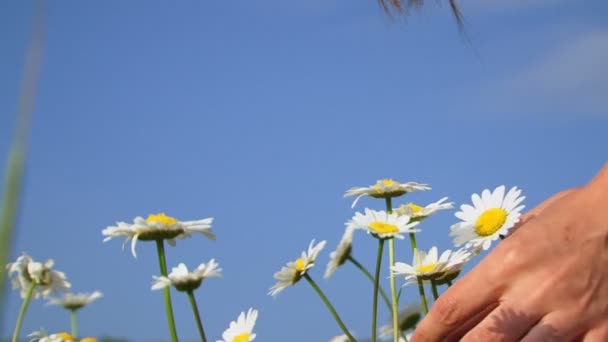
[6,254,71,299]
[46,291,102,311]
[324,225,355,279]
[435,247,473,285]
[391,247,452,284]
[269,239,326,296]
[28,331,98,342]
[394,197,454,221]
[450,186,525,251]
[152,259,222,292]
[216,308,258,342]
[349,209,419,240]
[102,213,215,257]
[344,179,430,208]
[379,305,421,339]
[329,334,353,342]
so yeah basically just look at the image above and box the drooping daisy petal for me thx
[349,209,419,240]
[6,254,71,299]
[102,213,216,258]
[324,225,355,279]
[268,239,326,296]
[391,247,457,284]
[152,259,222,292]
[394,197,454,221]
[46,291,102,311]
[450,186,525,251]
[344,179,430,208]
[217,308,258,342]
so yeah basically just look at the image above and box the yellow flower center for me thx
[55,332,76,341]
[381,179,395,187]
[232,333,251,342]
[407,203,424,213]
[369,221,399,235]
[146,213,178,225]
[294,258,306,272]
[475,208,508,236]
[80,338,99,342]
[417,263,438,273]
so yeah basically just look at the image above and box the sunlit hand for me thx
[412,164,608,342]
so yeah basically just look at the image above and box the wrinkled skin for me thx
[412,164,608,342]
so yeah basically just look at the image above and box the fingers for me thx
[509,188,579,236]
[460,304,542,342]
[411,260,502,342]
[582,321,608,342]
[520,311,583,342]
[445,303,497,341]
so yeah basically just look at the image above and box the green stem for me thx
[417,278,429,315]
[155,239,179,342]
[187,290,207,342]
[447,279,453,287]
[385,197,400,342]
[372,239,385,342]
[11,282,36,342]
[304,274,357,342]
[347,256,391,312]
[70,309,78,338]
[408,232,417,250]
[430,279,440,301]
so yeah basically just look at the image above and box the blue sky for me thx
[1,0,607,341]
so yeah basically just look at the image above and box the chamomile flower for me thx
[46,291,102,311]
[102,213,215,257]
[217,308,258,342]
[392,247,452,284]
[28,331,98,342]
[324,226,355,279]
[344,179,430,208]
[379,305,421,339]
[450,186,525,251]
[349,209,419,240]
[435,247,473,285]
[329,335,353,342]
[6,254,71,299]
[394,197,453,221]
[269,239,326,296]
[152,260,222,292]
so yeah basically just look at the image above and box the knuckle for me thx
[433,293,462,326]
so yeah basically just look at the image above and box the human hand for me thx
[412,164,608,341]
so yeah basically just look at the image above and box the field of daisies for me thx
[2,176,525,342]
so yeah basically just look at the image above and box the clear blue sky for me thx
[1,1,607,341]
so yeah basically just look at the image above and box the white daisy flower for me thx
[152,259,222,292]
[324,226,355,279]
[269,239,326,296]
[391,247,453,284]
[28,331,76,342]
[329,334,351,342]
[379,305,421,339]
[450,186,525,251]
[46,291,102,311]
[344,179,430,208]
[349,209,420,240]
[434,247,474,285]
[394,197,454,221]
[6,254,71,299]
[102,213,215,257]
[217,308,258,342]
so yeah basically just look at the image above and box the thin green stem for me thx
[187,290,207,342]
[430,279,440,301]
[385,197,400,342]
[155,239,178,342]
[11,282,36,342]
[304,274,357,342]
[417,278,429,315]
[372,239,385,342]
[347,256,391,312]
[70,309,78,338]
[408,232,417,250]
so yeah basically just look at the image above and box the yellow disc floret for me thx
[407,203,424,213]
[146,213,178,225]
[232,333,251,342]
[294,258,306,272]
[475,208,508,236]
[369,221,399,235]
[55,332,76,341]
[417,263,438,274]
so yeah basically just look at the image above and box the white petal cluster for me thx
[46,291,102,311]
[152,260,222,292]
[349,209,420,240]
[395,197,454,220]
[6,254,71,299]
[217,308,258,342]
[344,179,430,208]
[269,239,326,296]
